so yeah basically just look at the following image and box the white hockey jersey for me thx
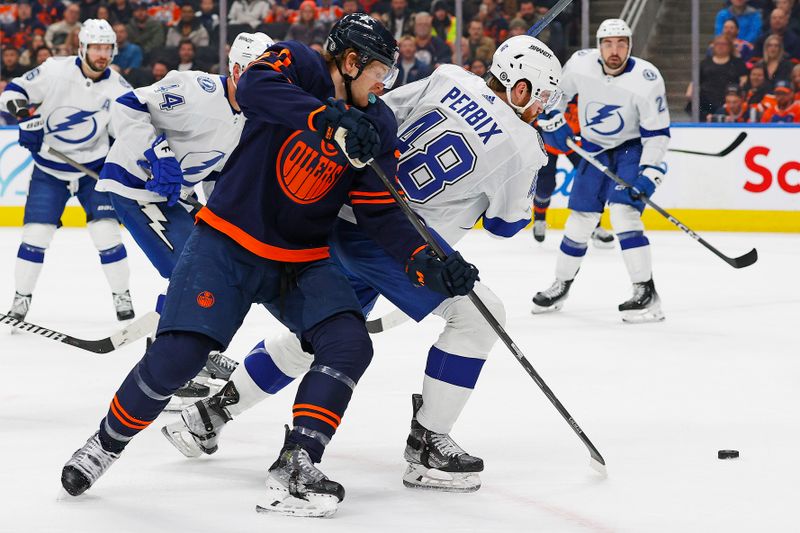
[96,70,245,203]
[558,49,670,167]
[378,65,547,245]
[0,56,132,181]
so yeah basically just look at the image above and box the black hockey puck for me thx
[718,450,739,459]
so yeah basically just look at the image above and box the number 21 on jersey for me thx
[396,109,477,203]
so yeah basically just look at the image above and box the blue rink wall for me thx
[1,124,798,232]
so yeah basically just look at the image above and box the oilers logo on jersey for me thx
[46,107,100,144]
[583,102,625,136]
[276,130,347,204]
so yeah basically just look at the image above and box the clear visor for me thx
[534,87,564,112]
[362,59,400,90]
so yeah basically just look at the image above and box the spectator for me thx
[1,48,27,82]
[715,0,762,44]
[127,59,170,87]
[34,45,53,67]
[32,0,65,26]
[196,0,220,36]
[508,17,528,38]
[761,79,800,122]
[744,64,770,107]
[386,0,413,40]
[478,0,509,44]
[285,1,327,45]
[80,0,102,21]
[342,0,363,15]
[127,2,166,55]
[756,34,795,88]
[44,3,80,49]
[167,4,211,47]
[112,22,142,76]
[708,85,749,122]
[708,18,754,61]
[771,0,800,35]
[176,39,209,71]
[228,0,271,29]
[754,8,800,59]
[430,1,456,46]
[317,0,344,31]
[691,35,748,116]
[792,63,800,100]
[109,0,134,25]
[413,11,451,68]
[2,0,47,51]
[395,34,431,87]
[516,0,565,59]
[19,33,46,67]
[96,5,112,22]
[465,18,495,64]
[469,57,487,76]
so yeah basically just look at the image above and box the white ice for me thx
[0,226,797,533]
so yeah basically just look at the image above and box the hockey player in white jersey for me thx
[0,20,136,322]
[162,35,561,496]
[95,31,273,406]
[531,19,670,322]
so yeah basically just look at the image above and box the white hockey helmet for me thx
[596,18,632,67]
[78,19,118,65]
[489,35,563,116]
[229,32,274,81]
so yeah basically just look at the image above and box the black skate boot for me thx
[256,426,345,518]
[591,226,615,249]
[403,394,483,492]
[198,351,239,381]
[162,381,237,458]
[8,292,31,321]
[61,431,121,496]
[113,290,135,321]
[164,380,211,412]
[165,352,238,412]
[531,279,573,314]
[532,220,546,243]
[619,278,665,323]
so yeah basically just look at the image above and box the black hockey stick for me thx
[668,131,747,157]
[567,139,758,269]
[46,146,205,214]
[367,161,607,474]
[2,311,159,354]
[527,0,573,36]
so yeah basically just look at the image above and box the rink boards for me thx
[0,123,798,231]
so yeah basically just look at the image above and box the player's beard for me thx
[604,55,623,70]
[86,56,109,72]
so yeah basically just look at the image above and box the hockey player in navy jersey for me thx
[60,14,478,517]
[0,20,135,322]
[531,19,670,323]
[162,35,563,494]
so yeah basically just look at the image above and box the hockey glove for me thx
[537,110,573,153]
[405,245,479,298]
[140,134,184,206]
[313,98,380,168]
[628,165,664,200]
[18,114,45,154]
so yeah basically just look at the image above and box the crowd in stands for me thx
[694,0,800,122]
[1,0,579,99]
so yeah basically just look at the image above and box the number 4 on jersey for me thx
[159,92,185,111]
[396,109,477,203]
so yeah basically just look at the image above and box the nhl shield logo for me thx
[276,130,347,204]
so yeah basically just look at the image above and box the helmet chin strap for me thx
[335,56,365,106]
[505,86,536,117]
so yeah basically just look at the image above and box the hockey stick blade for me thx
[668,132,747,157]
[729,247,758,269]
[366,308,411,334]
[1,311,159,354]
[527,0,573,36]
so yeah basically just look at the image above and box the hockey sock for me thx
[288,312,371,462]
[618,231,652,283]
[15,244,45,296]
[555,211,600,281]
[98,244,130,294]
[99,332,220,452]
[419,346,486,434]
[533,195,550,221]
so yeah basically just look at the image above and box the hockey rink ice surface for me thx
[0,226,797,533]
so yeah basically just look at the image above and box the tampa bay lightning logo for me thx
[583,102,625,136]
[643,69,657,81]
[196,76,217,93]
[180,151,225,176]
[46,106,99,144]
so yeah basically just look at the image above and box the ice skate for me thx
[532,220,546,243]
[162,382,237,458]
[7,292,32,334]
[197,351,239,381]
[531,279,573,314]
[591,226,615,249]
[403,394,483,492]
[619,279,665,323]
[61,431,121,496]
[164,380,211,412]
[112,290,135,321]
[256,431,345,518]
[165,352,238,411]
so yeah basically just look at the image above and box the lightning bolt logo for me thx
[46,108,98,144]
[181,151,226,176]
[140,203,174,251]
[583,103,624,136]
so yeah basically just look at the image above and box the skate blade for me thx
[160,422,205,458]
[257,482,339,518]
[531,301,564,315]
[621,307,665,324]
[402,463,481,493]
